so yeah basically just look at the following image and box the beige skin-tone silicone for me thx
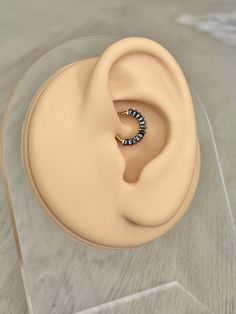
[22,37,200,249]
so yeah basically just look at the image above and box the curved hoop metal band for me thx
[116,108,147,146]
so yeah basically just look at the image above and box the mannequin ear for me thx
[23,37,200,248]
[83,37,199,228]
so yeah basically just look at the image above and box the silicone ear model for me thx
[23,37,200,248]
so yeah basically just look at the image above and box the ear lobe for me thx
[84,37,199,228]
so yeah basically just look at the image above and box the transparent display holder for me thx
[1,36,236,314]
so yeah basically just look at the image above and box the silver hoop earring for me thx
[116,109,147,146]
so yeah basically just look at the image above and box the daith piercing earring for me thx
[116,109,147,146]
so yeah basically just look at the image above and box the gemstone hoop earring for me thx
[116,108,147,146]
